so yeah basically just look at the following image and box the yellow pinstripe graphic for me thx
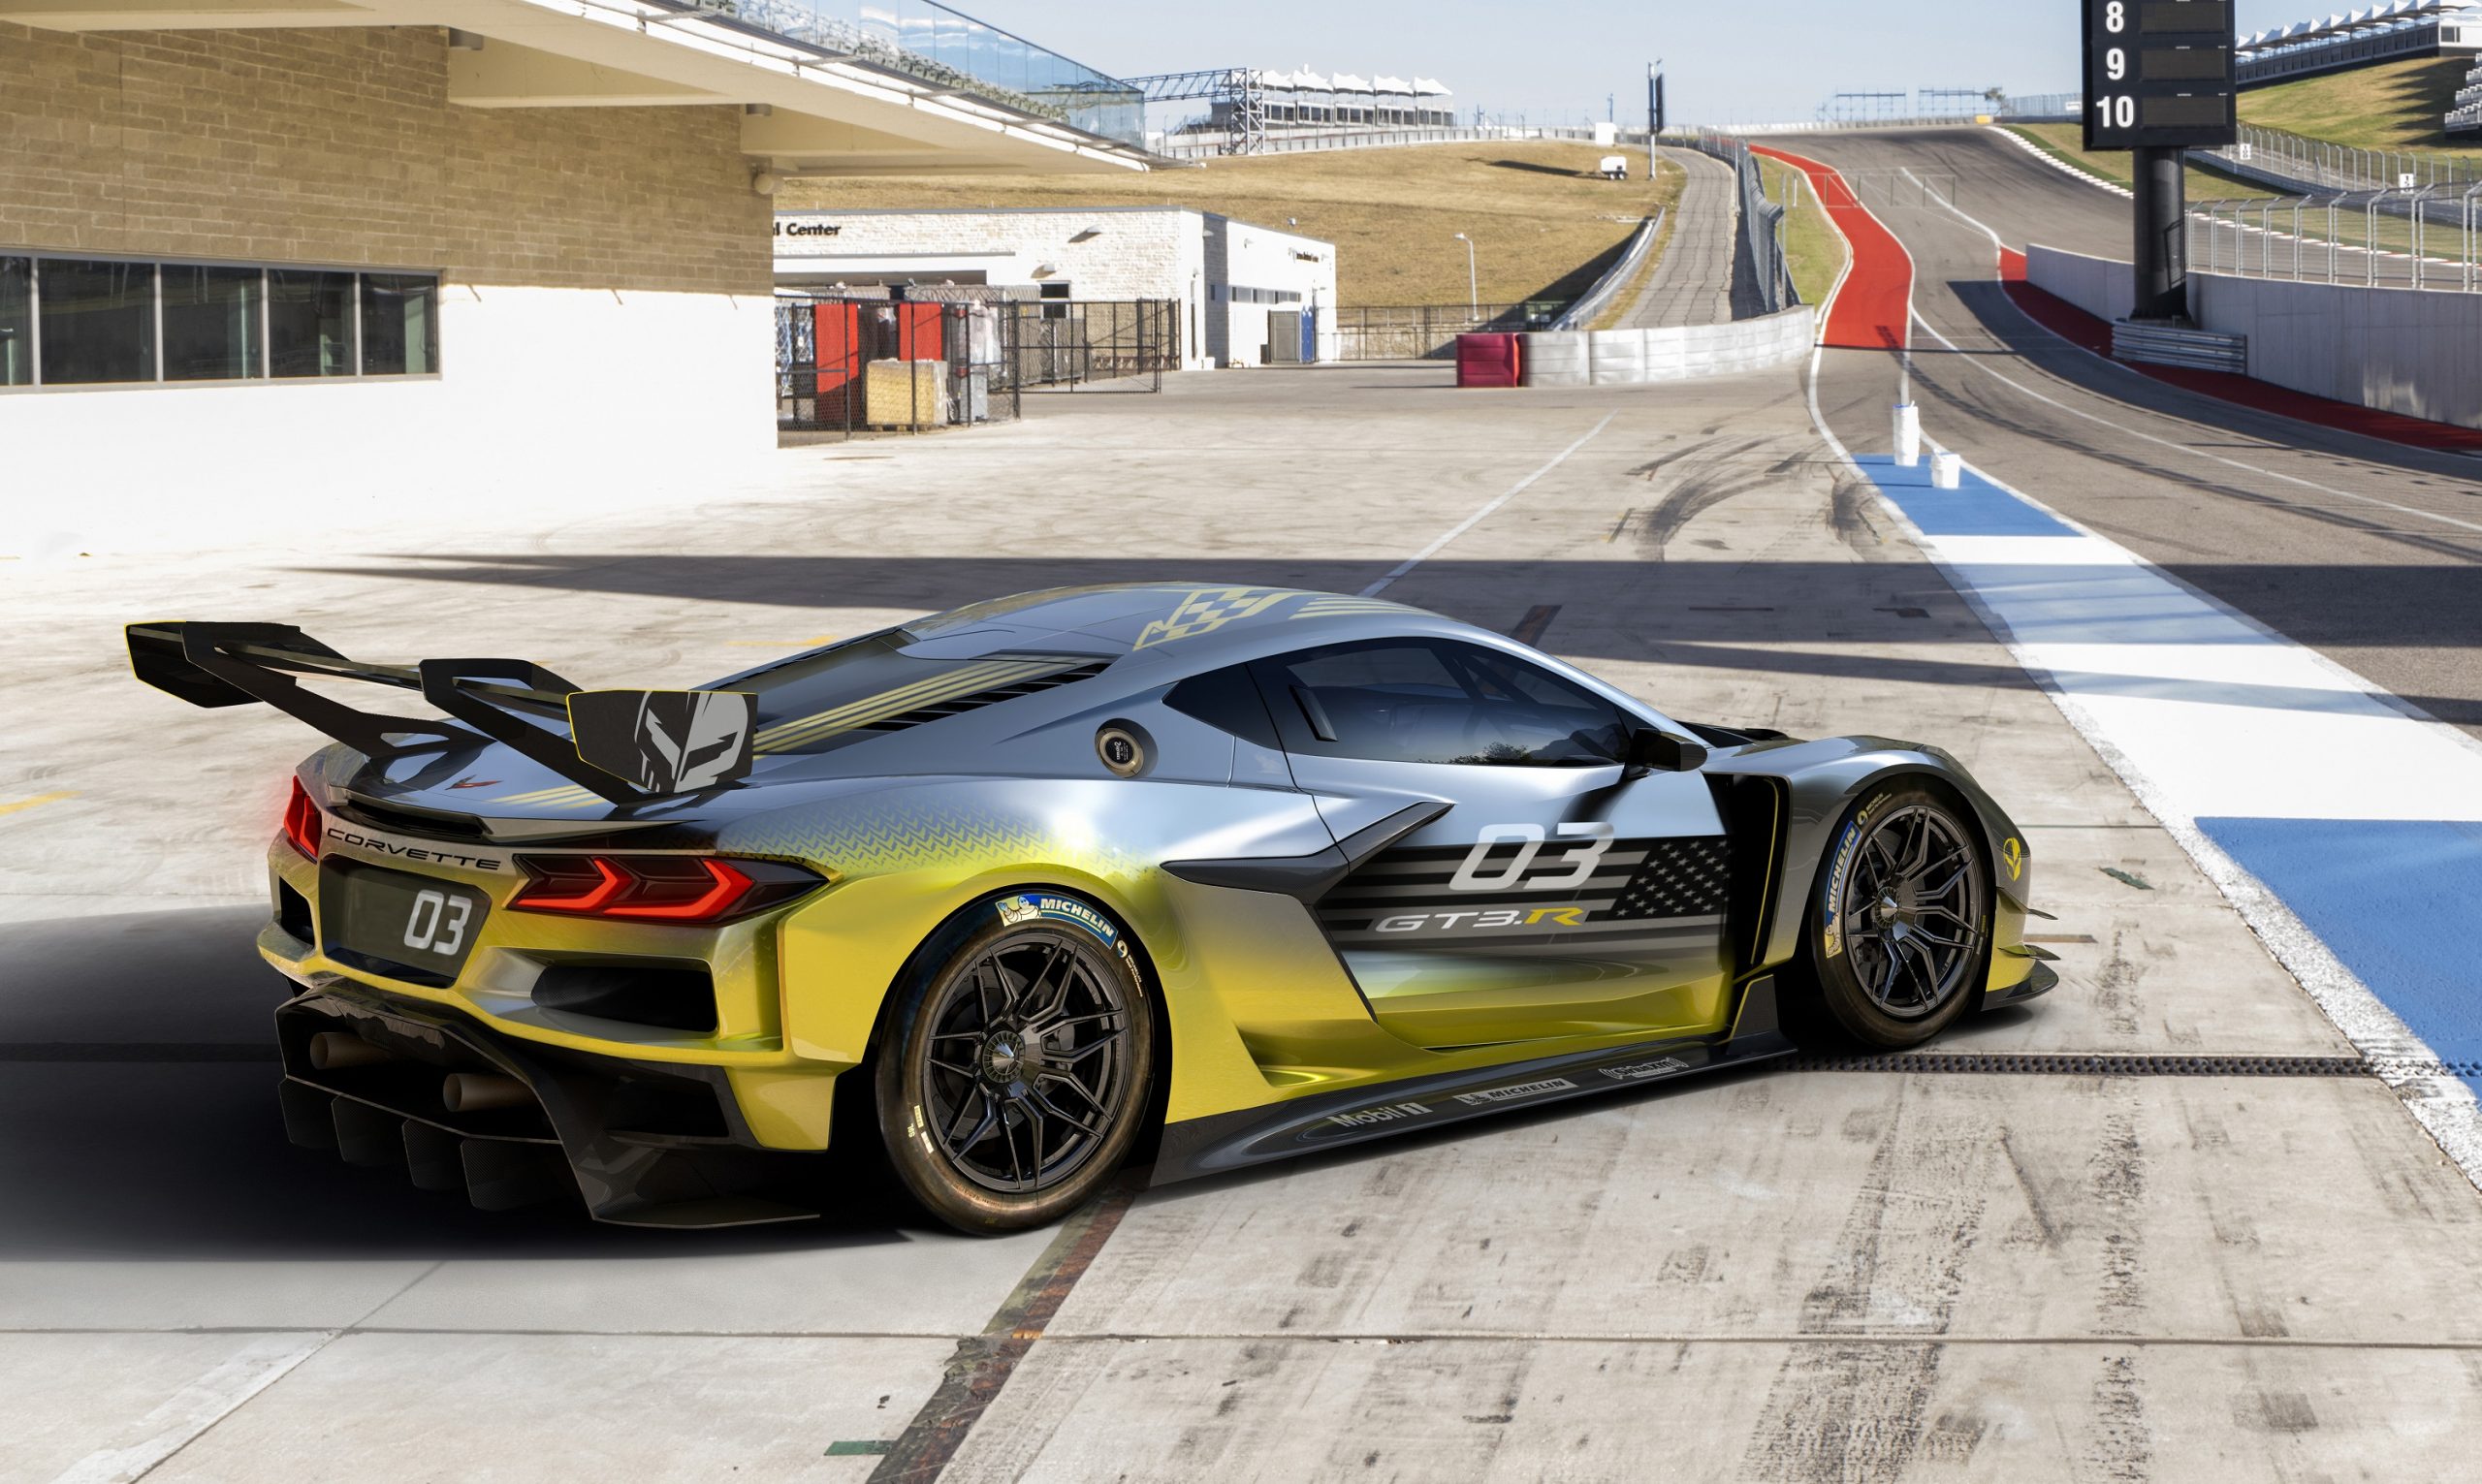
[754,659,1071,752]
[493,784,603,807]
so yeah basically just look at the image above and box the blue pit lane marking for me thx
[1852,454,2079,537]
[2198,818,2482,1093]
[1849,445,2482,1119]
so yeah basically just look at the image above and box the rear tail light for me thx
[510,855,822,925]
[282,779,322,860]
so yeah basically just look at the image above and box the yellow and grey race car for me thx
[128,585,2052,1233]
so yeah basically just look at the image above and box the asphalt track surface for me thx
[10,132,2482,1480]
[1795,127,2482,743]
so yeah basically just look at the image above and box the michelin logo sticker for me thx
[998,894,1118,944]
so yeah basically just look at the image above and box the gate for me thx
[1000,299,1180,390]
[775,296,1021,436]
[777,296,1180,432]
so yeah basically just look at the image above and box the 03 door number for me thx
[1448,823,1615,891]
[402,888,472,956]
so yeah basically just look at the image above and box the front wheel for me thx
[1807,784,1991,1048]
[875,894,1154,1233]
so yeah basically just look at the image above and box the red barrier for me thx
[1753,144,1913,353]
[1456,332,1522,388]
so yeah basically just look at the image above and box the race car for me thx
[127,584,2053,1233]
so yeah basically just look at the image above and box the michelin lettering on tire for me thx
[1819,793,1885,960]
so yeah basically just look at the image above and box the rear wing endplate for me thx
[126,621,753,805]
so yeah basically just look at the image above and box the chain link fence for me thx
[1688,133,1795,315]
[774,295,1180,435]
[1329,302,1570,360]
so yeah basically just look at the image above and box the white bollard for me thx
[1893,403,1921,467]
[1931,450,1962,489]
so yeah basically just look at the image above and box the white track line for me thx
[1800,158,2482,1186]
[1360,414,1615,597]
[48,1332,338,1484]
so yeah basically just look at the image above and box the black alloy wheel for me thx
[878,898,1152,1232]
[1809,785,1991,1048]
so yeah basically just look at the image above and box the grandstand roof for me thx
[2241,1,2475,52]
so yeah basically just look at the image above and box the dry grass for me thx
[1757,158,1850,309]
[782,142,1677,307]
[2239,54,2477,152]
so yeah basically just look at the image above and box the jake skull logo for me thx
[2002,837,2024,882]
[569,689,756,795]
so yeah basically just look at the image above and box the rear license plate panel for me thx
[321,860,491,987]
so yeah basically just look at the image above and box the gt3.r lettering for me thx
[1375,905,1587,932]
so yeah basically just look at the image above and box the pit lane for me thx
[8,287,2482,1477]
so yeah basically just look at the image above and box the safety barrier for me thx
[1548,209,1667,331]
[1516,305,1817,387]
[2025,241,2482,429]
[2112,321,2249,374]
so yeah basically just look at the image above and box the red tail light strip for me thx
[517,857,626,911]
[282,779,322,860]
[509,855,818,925]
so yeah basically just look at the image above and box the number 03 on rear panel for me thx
[2082,0,2238,151]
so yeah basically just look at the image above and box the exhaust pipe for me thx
[308,1031,391,1070]
[441,1073,533,1113]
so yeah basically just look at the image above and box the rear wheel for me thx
[875,895,1153,1233]
[1807,784,1990,1048]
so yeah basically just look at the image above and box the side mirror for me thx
[1626,728,1707,777]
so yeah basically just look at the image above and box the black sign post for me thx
[2081,0,2238,320]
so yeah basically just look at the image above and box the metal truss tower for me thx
[1125,68,1267,154]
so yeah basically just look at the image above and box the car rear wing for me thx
[125,621,754,805]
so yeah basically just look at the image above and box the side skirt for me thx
[1148,973,1796,1184]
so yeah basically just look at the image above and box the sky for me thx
[959,1,2319,126]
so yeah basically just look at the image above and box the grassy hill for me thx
[781,142,1682,307]
[2238,53,2474,151]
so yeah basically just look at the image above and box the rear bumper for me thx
[275,987,829,1228]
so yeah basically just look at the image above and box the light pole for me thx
[1452,232,1478,315]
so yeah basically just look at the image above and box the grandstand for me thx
[2238,2,2482,86]
[1129,68,1456,155]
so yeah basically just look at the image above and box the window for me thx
[39,259,155,385]
[1254,640,1632,768]
[161,266,263,381]
[0,254,439,390]
[0,258,27,388]
[270,269,356,378]
[360,273,437,375]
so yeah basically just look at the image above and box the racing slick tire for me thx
[876,893,1156,1234]
[1804,782,1993,1049]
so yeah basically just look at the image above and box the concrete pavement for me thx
[7,353,2481,1479]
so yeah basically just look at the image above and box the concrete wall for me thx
[2028,242,2482,431]
[2192,270,2482,430]
[0,22,776,551]
[777,206,1337,370]
[2025,244,2138,325]
[1518,305,1816,387]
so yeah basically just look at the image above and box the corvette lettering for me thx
[323,826,503,872]
[1375,905,1589,932]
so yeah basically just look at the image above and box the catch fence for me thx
[1329,301,1569,360]
[1688,133,1796,315]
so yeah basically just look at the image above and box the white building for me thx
[774,207,1340,368]
[2,0,1147,550]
